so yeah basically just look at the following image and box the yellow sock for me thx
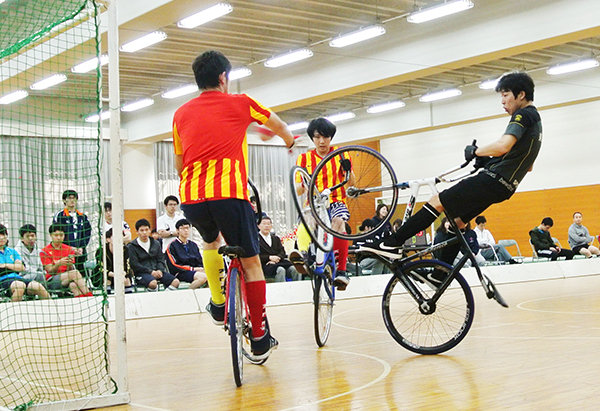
[296,223,311,253]
[203,249,225,305]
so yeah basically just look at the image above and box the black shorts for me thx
[181,199,260,258]
[572,244,589,254]
[439,172,513,223]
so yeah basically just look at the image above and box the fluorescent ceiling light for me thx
[0,90,28,105]
[120,31,167,53]
[229,67,252,81]
[325,112,355,123]
[71,54,109,73]
[479,78,499,90]
[264,49,313,68]
[177,3,233,29]
[162,84,199,99]
[367,101,405,114]
[329,25,386,48]
[408,0,474,24]
[288,121,309,132]
[419,89,462,102]
[30,74,67,90]
[85,110,111,123]
[546,58,599,75]
[121,98,154,112]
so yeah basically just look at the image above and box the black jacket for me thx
[128,238,168,275]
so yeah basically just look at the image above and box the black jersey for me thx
[485,105,542,190]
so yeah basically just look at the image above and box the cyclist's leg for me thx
[296,223,311,253]
[202,236,227,305]
[240,255,267,339]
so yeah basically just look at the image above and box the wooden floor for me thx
[101,274,600,411]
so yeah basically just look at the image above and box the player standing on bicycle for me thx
[362,72,542,287]
[291,117,354,290]
[172,50,295,358]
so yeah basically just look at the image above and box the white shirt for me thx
[474,226,496,247]
[157,212,185,252]
[259,232,272,247]
[138,238,151,254]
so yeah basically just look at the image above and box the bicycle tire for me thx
[290,165,332,251]
[228,268,244,386]
[308,145,398,241]
[313,265,334,347]
[382,260,474,355]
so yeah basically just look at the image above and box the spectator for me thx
[94,228,134,292]
[372,203,393,238]
[53,189,92,274]
[354,218,390,275]
[104,202,131,244]
[40,223,92,297]
[474,215,520,264]
[157,195,185,253]
[128,219,179,291]
[529,217,574,261]
[14,224,46,283]
[257,217,301,282]
[392,218,402,233]
[166,219,208,289]
[434,218,485,266]
[568,212,600,258]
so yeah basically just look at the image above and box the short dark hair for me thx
[475,215,486,225]
[175,218,190,229]
[541,217,553,227]
[104,201,112,211]
[359,219,375,231]
[192,50,232,90]
[135,219,151,231]
[259,216,272,224]
[307,117,336,141]
[495,71,535,101]
[573,211,582,218]
[0,224,7,236]
[164,195,179,206]
[49,223,65,234]
[19,224,37,237]
[105,228,113,239]
[62,189,78,201]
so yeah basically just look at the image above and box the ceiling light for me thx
[288,121,309,132]
[408,0,474,24]
[162,84,199,99]
[479,78,499,90]
[120,31,167,53]
[30,74,67,90]
[229,67,252,81]
[419,89,462,102]
[0,90,28,105]
[121,98,154,112]
[85,110,111,123]
[325,112,355,123]
[367,101,405,114]
[546,58,599,75]
[329,25,386,48]
[177,3,233,29]
[71,54,109,73]
[264,49,313,68]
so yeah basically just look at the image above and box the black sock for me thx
[385,203,440,246]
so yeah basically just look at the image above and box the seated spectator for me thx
[354,218,391,275]
[104,201,131,244]
[392,218,402,233]
[258,217,301,282]
[128,219,179,291]
[372,203,393,238]
[474,216,521,264]
[94,228,134,292]
[150,228,163,249]
[14,224,47,283]
[530,217,574,261]
[434,218,485,267]
[166,219,208,289]
[40,223,92,297]
[568,212,600,258]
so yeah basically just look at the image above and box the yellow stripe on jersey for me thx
[180,167,189,202]
[221,158,231,198]
[250,106,269,124]
[173,123,183,155]
[234,159,243,199]
[206,160,216,198]
[191,161,202,201]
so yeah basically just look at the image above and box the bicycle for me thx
[290,165,338,347]
[218,179,268,387]
[305,145,508,355]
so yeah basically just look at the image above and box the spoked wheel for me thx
[308,145,398,241]
[382,260,474,355]
[228,268,244,387]
[313,265,334,347]
[290,165,332,252]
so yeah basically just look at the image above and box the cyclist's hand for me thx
[340,158,352,172]
[464,143,478,162]
[474,156,491,169]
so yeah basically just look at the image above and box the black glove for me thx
[474,156,492,169]
[464,144,478,162]
[340,158,352,172]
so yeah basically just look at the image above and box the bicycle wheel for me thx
[313,264,334,347]
[382,260,474,355]
[308,145,398,241]
[228,268,244,387]
[290,165,331,251]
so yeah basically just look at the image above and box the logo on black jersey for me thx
[514,114,522,123]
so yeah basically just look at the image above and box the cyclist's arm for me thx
[263,113,295,148]
[475,134,516,157]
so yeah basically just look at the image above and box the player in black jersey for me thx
[363,72,542,266]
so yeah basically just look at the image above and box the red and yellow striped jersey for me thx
[173,91,272,203]
[295,147,350,203]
